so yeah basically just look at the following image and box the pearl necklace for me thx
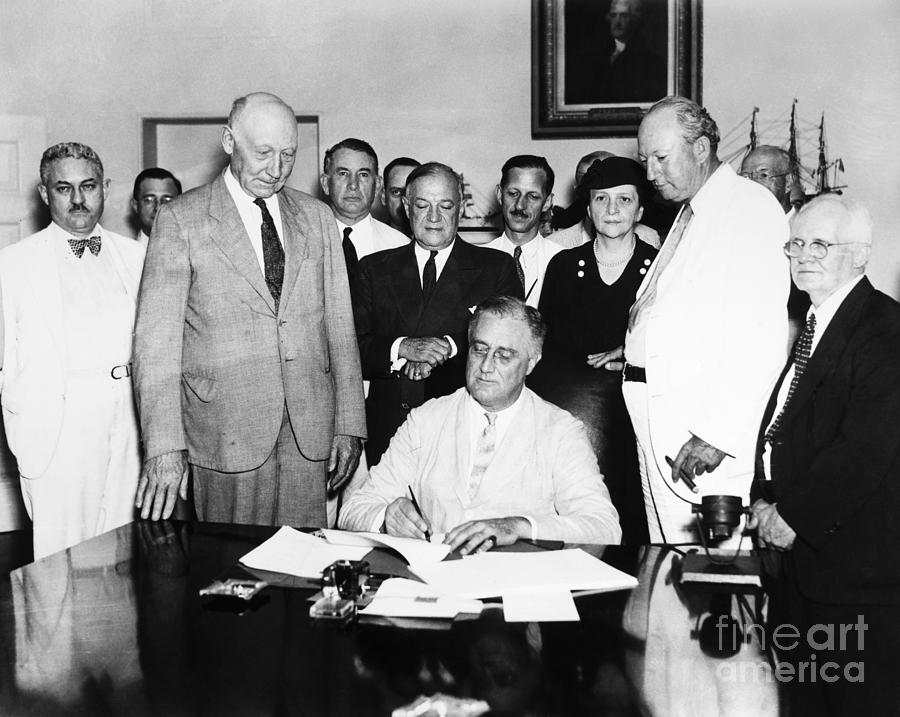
[593,236,635,268]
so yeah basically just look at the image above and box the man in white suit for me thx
[340,296,622,553]
[0,142,144,558]
[614,97,789,543]
[319,138,409,278]
[482,155,562,308]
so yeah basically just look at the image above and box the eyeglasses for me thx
[740,169,789,182]
[783,239,866,260]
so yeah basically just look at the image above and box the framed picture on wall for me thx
[532,0,702,138]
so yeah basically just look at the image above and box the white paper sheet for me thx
[411,548,638,599]
[239,526,370,577]
[360,577,483,618]
[502,589,580,622]
[319,529,451,567]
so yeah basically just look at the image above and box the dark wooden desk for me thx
[0,522,779,716]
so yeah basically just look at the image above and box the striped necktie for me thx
[469,412,497,500]
[513,245,526,293]
[765,313,817,443]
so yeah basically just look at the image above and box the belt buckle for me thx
[110,363,131,380]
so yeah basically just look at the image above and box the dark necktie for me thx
[513,245,526,294]
[68,235,102,258]
[253,198,285,311]
[342,226,358,274]
[765,313,817,443]
[422,250,438,303]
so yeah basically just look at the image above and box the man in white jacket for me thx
[340,295,622,553]
[0,142,144,559]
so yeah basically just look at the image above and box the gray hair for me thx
[468,295,547,353]
[40,142,103,185]
[648,96,720,154]
[796,194,873,246]
[405,162,464,203]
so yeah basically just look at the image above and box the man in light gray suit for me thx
[134,92,366,528]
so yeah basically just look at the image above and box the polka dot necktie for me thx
[68,235,101,258]
[765,313,817,443]
[513,245,526,294]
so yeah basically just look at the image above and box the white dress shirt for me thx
[482,232,562,307]
[762,274,864,478]
[389,240,458,369]
[335,214,408,259]
[136,230,150,249]
[223,168,285,274]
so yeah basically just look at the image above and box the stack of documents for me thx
[239,529,637,622]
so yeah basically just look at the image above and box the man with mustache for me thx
[0,142,145,558]
[319,138,409,283]
[482,155,561,308]
[133,93,366,528]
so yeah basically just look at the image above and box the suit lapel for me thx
[416,238,481,334]
[779,278,873,427]
[277,191,311,315]
[207,175,276,313]
[450,392,473,505]
[389,243,424,332]
[31,230,66,373]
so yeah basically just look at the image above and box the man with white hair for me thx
[750,194,900,714]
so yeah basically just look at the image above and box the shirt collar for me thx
[467,386,526,425]
[414,239,455,261]
[686,162,735,217]
[335,213,373,233]
[223,166,276,213]
[50,220,101,241]
[809,274,865,345]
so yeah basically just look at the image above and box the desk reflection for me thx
[1,523,781,716]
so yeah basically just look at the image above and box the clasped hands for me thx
[384,497,529,555]
[398,336,452,381]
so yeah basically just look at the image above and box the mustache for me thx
[69,203,89,212]
[510,210,529,218]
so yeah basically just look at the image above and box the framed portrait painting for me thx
[532,0,702,138]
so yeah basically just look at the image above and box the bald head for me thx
[222,92,298,198]
[740,145,794,212]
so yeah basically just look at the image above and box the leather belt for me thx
[623,363,646,383]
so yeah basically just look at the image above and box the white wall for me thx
[1,0,898,294]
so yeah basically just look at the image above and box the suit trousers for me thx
[192,406,327,528]
[19,372,140,560]
[623,381,745,547]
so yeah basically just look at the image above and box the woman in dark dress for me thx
[532,157,658,544]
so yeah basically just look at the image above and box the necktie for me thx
[422,250,438,303]
[513,245,526,294]
[469,412,497,500]
[253,197,285,311]
[342,226,358,274]
[765,313,817,443]
[68,235,102,258]
[628,203,693,330]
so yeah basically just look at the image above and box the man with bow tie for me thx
[0,141,145,559]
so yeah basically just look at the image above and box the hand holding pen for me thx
[381,487,433,540]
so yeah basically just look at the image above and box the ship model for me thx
[721,99,847,202]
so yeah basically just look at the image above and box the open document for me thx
[412,548,638,599]
[319,529,450,568]
[239,526,371,578]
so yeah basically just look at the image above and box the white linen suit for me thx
[340,386,622,544]
[623,165,789,542]
[0,223,144,557]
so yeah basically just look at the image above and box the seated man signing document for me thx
[339,296,622,553]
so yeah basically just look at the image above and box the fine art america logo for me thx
[715,616,867,683]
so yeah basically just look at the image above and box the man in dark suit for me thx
[134,93,366,528]
[749,195,900,714]
[352,162,522,464]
